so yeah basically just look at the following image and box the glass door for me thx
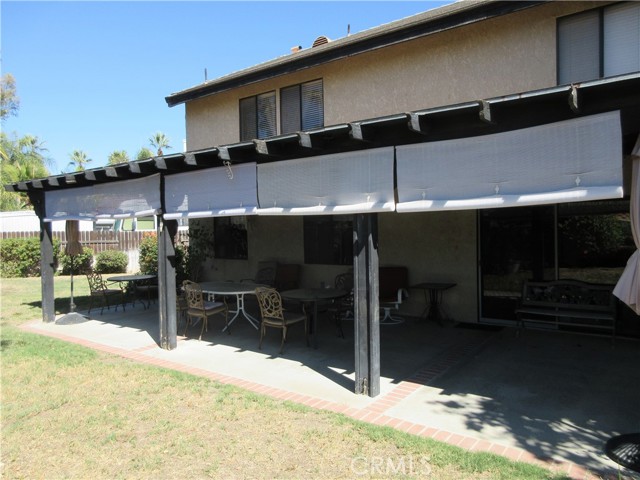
[479,206,555,322]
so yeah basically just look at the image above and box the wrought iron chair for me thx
[255,286,308,354]
[328,271,354,338]
[183,280,228,341]
[86,272,125,315]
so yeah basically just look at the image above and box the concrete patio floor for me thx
[22,300,640,479]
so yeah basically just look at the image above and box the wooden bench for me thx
[515,280,617,340]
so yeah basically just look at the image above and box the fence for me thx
[1,230,190,273]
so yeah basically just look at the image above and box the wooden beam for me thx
[298,124,351,149]
[353,213,380,397]
[158,217,178,350]
[29,191,55,323]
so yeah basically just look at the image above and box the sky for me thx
[2,1,452,175]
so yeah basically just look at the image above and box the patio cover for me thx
[163,162,258,219]
[395,111,623,212]
[44,174,161,221]
[256,147,395,215]
[613,135,640,315]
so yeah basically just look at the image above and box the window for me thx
[558,3,640,84]
[239,80,324,141]
[303,216,352,265]
[213,216,248,259]
[281,79,324,134]
[240,92,276,141]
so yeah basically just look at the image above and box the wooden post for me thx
[353,213,380,397]
[158,216,178,350]
[29,191,56,323]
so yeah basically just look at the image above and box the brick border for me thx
[20,321,599,479]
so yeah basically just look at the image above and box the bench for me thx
[515,280,617,340]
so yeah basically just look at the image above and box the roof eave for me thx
[165,0,546,107]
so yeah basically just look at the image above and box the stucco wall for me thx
[199,209,477,322]
[184,1,607,150]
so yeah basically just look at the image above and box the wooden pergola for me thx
[6,73,640,397]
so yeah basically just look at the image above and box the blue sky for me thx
[2,1,451,175]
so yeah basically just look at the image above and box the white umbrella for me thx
[613,135,640,315]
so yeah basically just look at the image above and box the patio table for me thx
[281,288,347,349]
[109,274,157,310]
[410,282,456,325]
[199,281,264,331]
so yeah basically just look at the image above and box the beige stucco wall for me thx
[183,1,611,324]
[184,1,608,150]
[199,209,477,322]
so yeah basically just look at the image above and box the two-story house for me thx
[8,0,640,396]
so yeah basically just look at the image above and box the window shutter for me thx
[301,79,324,130]
[281,85,301,134]
[240,96,257,141]
[558,10,600,84]
[257,92,276,139]
[604,2,640,77]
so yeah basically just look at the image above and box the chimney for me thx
[291,45,302,53]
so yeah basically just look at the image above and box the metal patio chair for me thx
[255,286,308,354]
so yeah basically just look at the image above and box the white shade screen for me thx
[163,163,258,219]
[45,174,161,221]
[396,111,623,213]
[257,147,395,215]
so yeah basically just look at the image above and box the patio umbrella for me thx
[56,220,88,324]
[613,135,640,315]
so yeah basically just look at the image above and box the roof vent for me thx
[311,35,331,48]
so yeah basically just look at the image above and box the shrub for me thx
[139,233,158,275]
[60,247,94,275]
[138,232,188,282]
[95,249,128,274]
[0,237,61,277]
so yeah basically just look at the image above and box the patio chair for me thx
[183,280,229,341]
[86,272,125,315]
[176,287,189,332]
[255,286,308,354]
[241,260,278,286]
[379,266,409,325]
[328,271,354,338]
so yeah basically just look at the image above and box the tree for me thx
[1,74,20,121]
[136,147,154,160]
[67,149,91,172]
[1,132,50,210]
[149,132,171,156]
[107,150,130,165]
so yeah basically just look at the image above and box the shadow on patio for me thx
[25,298,640,477]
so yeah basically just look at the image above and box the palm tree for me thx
[136,147,154,160]
[67,150,91,172]
[107,150,130,165]
[149,132,171,156]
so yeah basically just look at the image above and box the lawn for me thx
[1,276,570,479]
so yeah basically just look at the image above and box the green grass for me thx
[1,277,571,479]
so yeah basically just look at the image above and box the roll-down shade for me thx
[257,147,395,215]
[44,174,161,221]
[163,163,258,219]
[396,111,623,212]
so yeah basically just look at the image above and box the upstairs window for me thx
[558,3,640,84]
[281,79,324,134]
[239,91,276,141]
